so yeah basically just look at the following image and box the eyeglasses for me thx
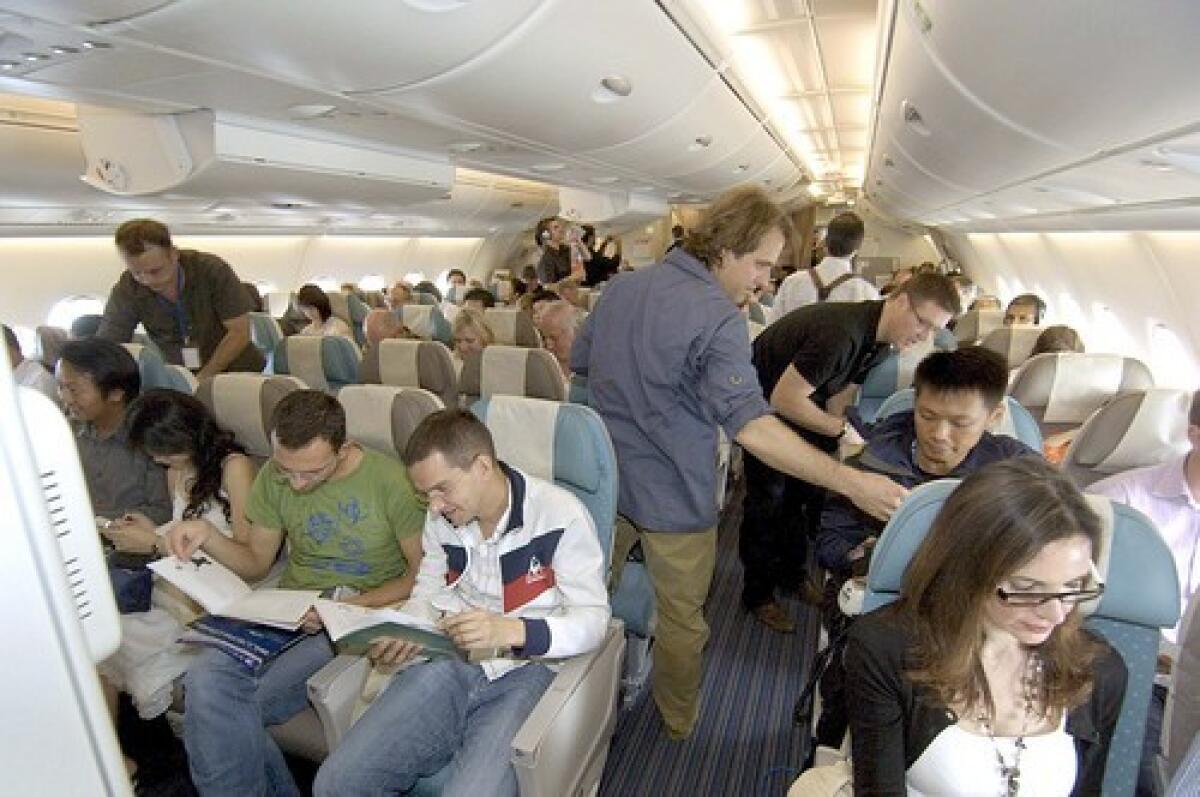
[909,302,942,334]
[272,454,339,485]
[995,583,1105,607]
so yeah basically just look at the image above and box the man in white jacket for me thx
[315,408,610,797]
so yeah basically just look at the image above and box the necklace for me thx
[977,651,1044,797]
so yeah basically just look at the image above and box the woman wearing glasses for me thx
[844,457,1126,796]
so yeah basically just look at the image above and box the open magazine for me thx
[148,554,318,631]
[313,599,463,659]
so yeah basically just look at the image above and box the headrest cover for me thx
[199,374,303,458]
[339,385,442,458]
[378,339,422,388]
[402,305,435,340]
[482,395,557,481]
[1070,389,1191,473]
[481,346,530,398]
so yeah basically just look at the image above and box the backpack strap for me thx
[820,271,860,300]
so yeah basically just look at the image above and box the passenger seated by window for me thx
[98,389,256,722]
[163,390,425,795]
[1004,292,1047,326]
[970,295,1004,312]
[1031,324,1085,356]
[313,409,609,797]
[452,308,495,365]
[98,219,264,377]
[4,322,58,403]
[814,347,1038,745]
[362,308,417,349]
[463,286,497,314]
[538,300,582,381]
[387,280,414,311]
[57,338,171,526]
[296,283,356,342]
[1089,389,1200,795]
[846,458,1126,796]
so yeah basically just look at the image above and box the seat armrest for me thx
[306,654,372,753]
[511,619,625,797]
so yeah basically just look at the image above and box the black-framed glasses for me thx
[995,583,1105,607]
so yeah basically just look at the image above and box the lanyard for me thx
[157,265,189,342]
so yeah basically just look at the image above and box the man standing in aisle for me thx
[572,185,907,739]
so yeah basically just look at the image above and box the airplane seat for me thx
[1062,388,1192,489]
[864,480,1181,797]
[327,292,371,348]
[166,365,199,393]
[484,308,541,348]
[1162,595,1199,787]
[457,346,567,405]
[34,325,69,370]
[121,343,180,394]
[271,335,362,395]
[359,338,458,408]
[338,384,444,458]
[304,394,625,796]
[873,387,1044,450]
[248,312,284,360]
[980,324,1043,370]
[856,331,956,425]
[1009,353,1155,439]
[410,291,438,306]
[952,307,1004,345]
[193,373,305,462]
[567,374,590,407]
[400,304,452,345]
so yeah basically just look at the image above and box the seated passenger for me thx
[414,280,442,304]
[1089,390,1200,794]
[525,287,560,328]
[846,458,1126,795]
[4,322,58,403]
[98,389,255,722]
[814,347,1037,744]
[463,286,497,314]
[445,268,468,305]
[98,219,263,377]
[1004,292,1047,326]
[538,300,582,380]
[1032,324,1085,356]
[452,308,495,363]
[166,389,425,795]
[70,313,104,339]
[556,276,586,309]
[387,280,414,310]
[57,338,171,525]
[296,283,356,341]
[314,409,609,797]
[362,308,417,348]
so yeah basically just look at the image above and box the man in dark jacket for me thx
[813,346,1040,745]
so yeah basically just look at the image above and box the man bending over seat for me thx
[165,389,425,796]
[315,408,610,797]
[812,346,1038,746]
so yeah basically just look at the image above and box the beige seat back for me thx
[457,346,566,404]
[1009,352,1154,438]
[1064,388,1191,488]
[338,385,444,459]
[484,308,541,348]
[195,374,306,460]
[35,325,69,370]
[953,308,1004,345]
[980,324,1043,369]
[359,338,458,408]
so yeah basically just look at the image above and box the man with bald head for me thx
[538,301,581,380]
[363,309,416,348]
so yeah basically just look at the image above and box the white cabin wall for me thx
[945,230,1200,389]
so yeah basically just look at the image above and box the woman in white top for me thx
[98,390,255,774]
[844,458,1127,796]
[297,283,356,341]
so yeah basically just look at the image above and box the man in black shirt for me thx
[740,274,961,631]
[534,217,574,285]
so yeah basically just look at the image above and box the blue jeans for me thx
[183,633,335,796]
[315,659,555,797]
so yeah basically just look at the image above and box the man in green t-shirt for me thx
[165,390,424,796]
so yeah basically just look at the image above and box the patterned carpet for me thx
[598,485,821,797]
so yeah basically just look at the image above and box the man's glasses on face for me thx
[273,454,338,486]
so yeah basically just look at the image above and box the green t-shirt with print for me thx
[245,446,424,591]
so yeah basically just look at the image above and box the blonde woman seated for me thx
[450,308,495,375]
[846,457,1126,796]
[296,283,356,341]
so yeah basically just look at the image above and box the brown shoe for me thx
[752,601,796,634]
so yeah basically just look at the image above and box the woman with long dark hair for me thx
[846,457,1127,795]
[99,389,255,719]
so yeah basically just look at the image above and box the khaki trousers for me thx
[612,516,717,739]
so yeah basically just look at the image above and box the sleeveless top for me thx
[906,719,1077,796]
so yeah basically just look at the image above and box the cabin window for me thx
[358,274,386,292]
[310,276,339,293]
[10,325,38,357]
[404,272,426,286]
[46,295,104,331]
[254,281,278,296]
[1150,324,1199,388]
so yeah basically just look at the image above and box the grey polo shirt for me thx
[571,248,771,532]
[98,249,264,373]
[74,418,172,525]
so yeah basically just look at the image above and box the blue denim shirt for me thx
[571,249,771,532]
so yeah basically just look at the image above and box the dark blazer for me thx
[845,606,1128,796]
